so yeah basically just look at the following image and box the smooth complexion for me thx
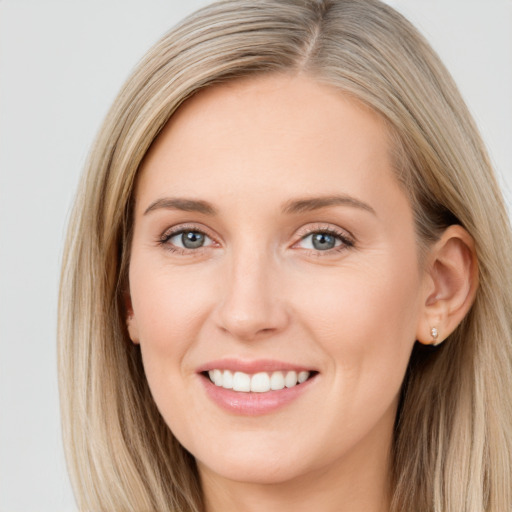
[126,74,476,512]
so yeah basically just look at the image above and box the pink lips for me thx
[196,358,313,374]
[197,358,317,416]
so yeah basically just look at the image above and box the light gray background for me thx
[1,1,510,511]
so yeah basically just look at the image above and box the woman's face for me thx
[127,75,428,486]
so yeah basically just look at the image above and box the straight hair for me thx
[59,1,512,510]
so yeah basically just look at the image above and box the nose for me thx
[215,245,290,341]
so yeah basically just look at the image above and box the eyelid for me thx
[292,223,355,254]
[294,223,354,243]
[158,223,219,254]
[168,230,215,247]
[160,222,217,240]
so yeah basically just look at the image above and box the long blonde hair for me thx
[58,0,512,510]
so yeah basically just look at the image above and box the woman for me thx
[58,0,512,510]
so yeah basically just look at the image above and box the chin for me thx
[198,450,309,485]
[188,427,331,486]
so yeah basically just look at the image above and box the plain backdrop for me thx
[0,1,511,510]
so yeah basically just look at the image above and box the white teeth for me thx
[251,372,270,393]
[213,369,223,387]
[207,369,311,392]
[222,370,234,389]
[270,371,285,390]
[298,371,309,384]
[285,371,297,388]
[233,371,251,392]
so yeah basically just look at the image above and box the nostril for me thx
[215,299,290,342]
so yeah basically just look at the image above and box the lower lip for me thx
[200,374,316,416]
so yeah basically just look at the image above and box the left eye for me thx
[167,230,214,249]
[297,232,344,251]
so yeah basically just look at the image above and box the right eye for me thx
[160,228,216,254]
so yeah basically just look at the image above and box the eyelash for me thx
[157,224,217,256]
[295,226,354,255]
[157,224,355,257]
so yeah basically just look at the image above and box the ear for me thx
[416,225,478,346]
[124,292,140,345]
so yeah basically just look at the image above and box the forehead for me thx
[135,73,401,216]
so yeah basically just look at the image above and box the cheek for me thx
[127,260,222,434]
[282,256,421,460]
[130,262,211,345]
[291,252,421,390]
[128,259,218,396]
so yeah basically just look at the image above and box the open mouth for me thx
[202,369,318,393]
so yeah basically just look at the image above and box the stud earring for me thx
[431,327,440,346]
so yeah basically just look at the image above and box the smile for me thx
[198,361,318,415]
[207,369,311,393]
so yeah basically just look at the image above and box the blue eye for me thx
[163,229,214,251]
[297,229,353,252]
[310,232,338,250]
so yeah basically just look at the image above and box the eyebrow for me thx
[144,198,218,216]
[143,194,376,216]
[281,195,376,216]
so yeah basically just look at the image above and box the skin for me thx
[126,74,477,512]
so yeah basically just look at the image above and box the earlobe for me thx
[416,225,478,346]
[124,293,140,345]
[126,313,140,345]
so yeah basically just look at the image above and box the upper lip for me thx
[196,358,316,374]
